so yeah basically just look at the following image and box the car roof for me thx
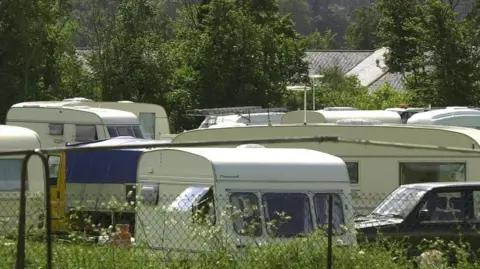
[402,182,480,191]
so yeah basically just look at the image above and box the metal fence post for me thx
[15,151,52,269]
[38,151,53,269]
[16,151,34,269]
[327,194,333,269]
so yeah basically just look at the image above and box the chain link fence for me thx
[1,189,477,268]
[0,191,459,244]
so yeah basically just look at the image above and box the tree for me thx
[167,0,309,131]
[0,0,77,120]
[278,0,313,35]
[408,0,478,106]
[303,29,336,50]
[344,6,380,50]
[102,0,173,102]
[375,0,425,77]
[312,4,350,47]
[283,67,411,110]
[377,0,480,106]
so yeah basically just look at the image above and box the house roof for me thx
[304,50,374,76]
[368,72,405,92]
[304,48,406,92]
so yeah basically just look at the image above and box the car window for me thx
[472,191,480,220]
[420,191,468,222]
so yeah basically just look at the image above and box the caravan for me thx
[171,123,480,212]
[407,107,480,129]
[11,99,171,140]
[0,125,45,235]
[6,102,145,148]
[134,147,355,252]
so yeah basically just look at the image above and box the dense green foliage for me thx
[2,233,479,268]
[1,0,480,131]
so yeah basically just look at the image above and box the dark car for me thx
[355,182,480,255]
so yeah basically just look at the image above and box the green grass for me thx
[2,232,480,269]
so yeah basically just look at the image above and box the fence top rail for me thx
[0,135,479,156]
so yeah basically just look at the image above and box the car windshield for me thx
[371,187,427,218]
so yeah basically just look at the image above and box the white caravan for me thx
[6,103,144,148]
[10,98,171,140]
[407,107,480,129]
[171,123,480,213]
[0,125,45,235]
[62,98,171,139]
[135,147,355,252]
[281,110,402,125]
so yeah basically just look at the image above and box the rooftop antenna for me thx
[286,85,312,125]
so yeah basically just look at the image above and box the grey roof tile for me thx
[368,72,405,92]
[304,50,374,76]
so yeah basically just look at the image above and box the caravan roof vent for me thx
[63,97,93,102]
[323,107,358,111]
[336,119,383,125]
[118,100,134,104]
[236,144,266,148]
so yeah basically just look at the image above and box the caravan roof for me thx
[144,147,349,183]
[0,125,41,150]
[8,103,140,125]
[280,110,402,124]
[172,123,480,149]
[407,108,480,128]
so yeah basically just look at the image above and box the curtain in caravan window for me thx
[0,159,23,191]
[139,113,155,139]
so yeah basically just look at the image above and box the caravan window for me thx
[132,126,144,138]
[230,193,262,236]
[75,125,97,141]
[0,159,23,191]
[107,126,118,137]
[169,186,211,211]
[106,126,144,138]
[117,126,135,137]
[262,193,313,238]
[314,194,345,232]
[48,155,60,187]
[139,113,155,139]
[400,162,466,184]
[48,123,64,136]
[346,162,359,184]
[169,186,215,225]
